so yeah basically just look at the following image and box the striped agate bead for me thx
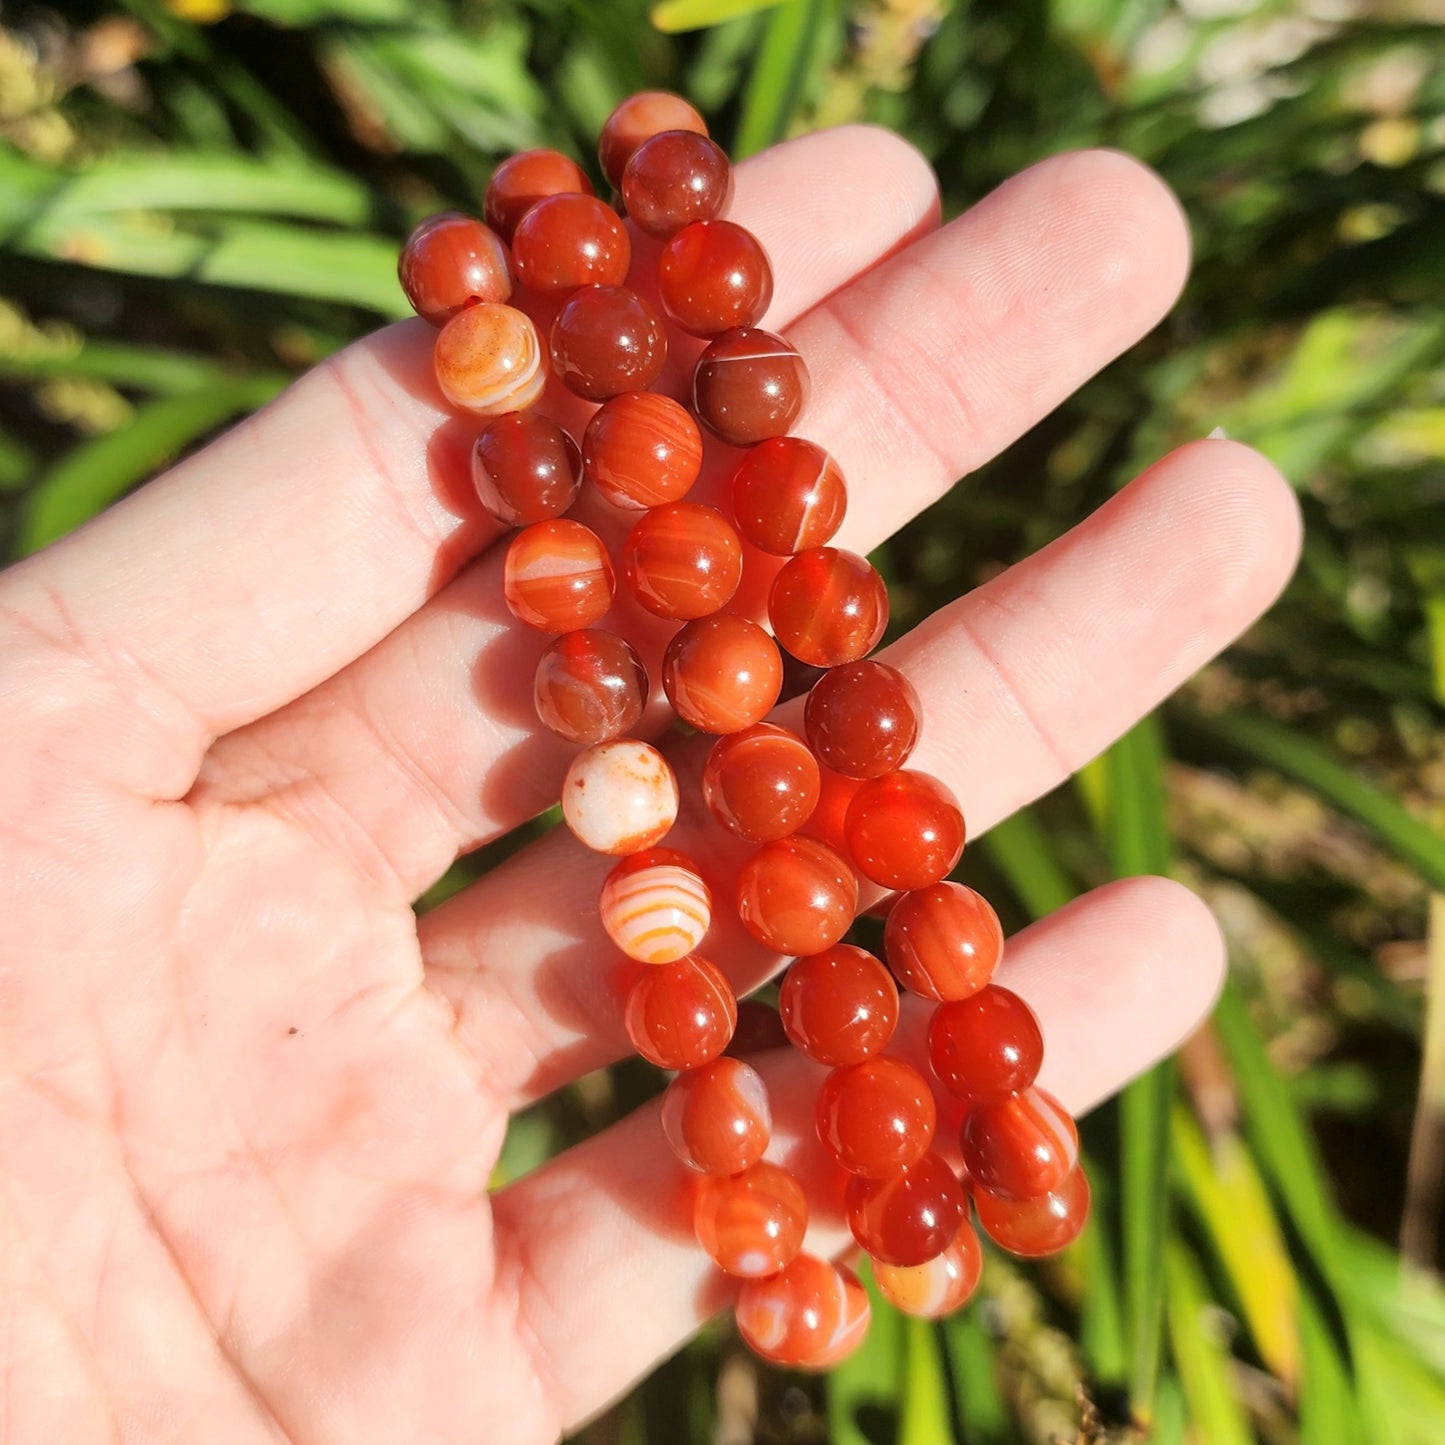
[973,1164,1091,1256]
[562,739,677,855]
[960,1086,1079,1201]
[729,435,846,556]
[694,1159,806,1278]
[871,1218,983,1318]
[735,1254,871,1370]
[661,1056,770,1175]
[883,881,1004,1001]
[503,519,614,632]
[433,302,547,415]
[624,955,736,1069]
[600,848,711,963]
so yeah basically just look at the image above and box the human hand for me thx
[0,126,1299,1442]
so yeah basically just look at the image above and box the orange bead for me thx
[503,519,614,632]
[511,193,630,294]
[736,835,858,957]
[601,847,712,964]
[584,393,703,510]
[624,954,735,1068]
[622,503,742,620]
[692,327,808,447]
[928,985,1042,1103]
[398,212,511,326]
[845,1151,968,1266]
[845,770,965,891]
[533,629,648,744]
[768,547,888,668]
[730,436,847,556]
[433,302,547,415]
[694,1160,806,1278]
[484,148,594,243]
[735,1254,870,1370]
[657,219,773,337]
[599,91,708,189]
[974,1164,1091,1256]
[702,723,819,842]
[816,1056,936,1178]
[662,614,783,734]
[872,1218,983,1317]
[472,412,581,526]
[883,882,1002,1001]
[960,1087,1079,1201]
[621,130,732,239]
[779,945,898,1067]
[661,1057,771,1175]
[804,660,920,779]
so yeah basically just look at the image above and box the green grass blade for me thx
[827,1264,903,1445]
[651,0,788,31]
[979,808,1080,919]
[1182,709,1445,891]
[1299,1286,1364,1445]
[733,0,833,157]
[1076,1169,1128,1384]
[941,1304,1007,1443]
[0,341,288,396]
[18,379,284,554]
[898,1318,952,1445]
[1165,1241,1256,1445]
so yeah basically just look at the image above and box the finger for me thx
[488,876,1225,1432]
[420,438,1299,1105]
[0,126,939,793]
[195,148,1191,894]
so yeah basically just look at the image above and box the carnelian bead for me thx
[484,148,594,243]
[621,130,731,239]
[624,954,734,1067]
[816,1056,935,1178]
[561,739,678,855]
[801,766,864,856]
[872,1218,984,1318]
[974,1164,1091,1256]
[662,614,783,734]
[472,412,581,526]
[399,212,511,326]
[845,770,966,891]
[805,660,920,779]
[622,503,742,620]
[661,1057,771,1175]
[694,1160,806,1279]
[929,986,1043,1103]
[735,1254,871,1370]
[702,723,819,842]
[730,436,847,556]
[599,91,708,189]
[845,1152,968,1267]
[658,220,773,337]
[693,328,808,446]
[551,285,666,401]
[960,1087,1079,1201]
[602,848,712,965]
[736,835,858,956]
[511,193,630,294]
[583,392,703,510]
[433,302,547,415]
[883,882,1003,1001]
[503,519,614,632]
[769,547,888,668]
[779,945,899,1066]
[533,628,647,744]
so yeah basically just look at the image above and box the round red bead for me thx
[622,503,742,620]
[735,1254,871,1370]
[621,130,731,239]
[844,770,966,891]
[816,1056,936,1178]
[471,412,581,526]
[484,148,594,243]
[583,392,703,510]
[692,327,808,446]
[805,660,920,779]
[599,91,708,189]
[872,1219,983,1318]
[399,212,511,326]
[929,986,1043,1103]
[883,882,1003,1001]
[533,628,648,744]
[658,220,773,337]
[511,193,630,294]
[960,1087,1079,1201]
[845,1152,968,1267]
[693,1160,806,1279]
[778,945,899,1067]
[503,519,614,632]
[433,302,547,416]
[662,614,783,734]
[624,954,735,1069]
[973,1164,1091,1257]
[661,1057,771,1175]
[730,436,847,556]
[702,723,819,842]
[736,835,858,957]
[769,547,888,668]
[551,285,666,401]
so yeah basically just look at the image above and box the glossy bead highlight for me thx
[735,1255,871,1370]
[769,547,888,668]
[661,1057,771,1175]
[805,660,920,778]
[845,770,966,891]
[583,392,703,510]
[503,519,614,632]
[533,628,648,744]
[730,436,847,556]
[815,1055,936,1178]
[511,193,630,294]
[599,91,708,189]
[844,1151,968,1266]
[928,985,1043,1103]
[693,1160,806,1278]
[624,954,736,1068]
[623,503,742,620]
[960,1087,1079,1201]
[471,412,581,526]
[658,219,773,337]
[662,614,783,734]
[872,1219,983,1318]
[736,834,858,956]
[602,848,712,964]
[701,723,819,842]
[399,212,511,326]
[974,1165,1091,1256]
[883,882,1003,1001]
[484,148,594,243]
[779,945,899,1067]
[433,302,547,416]
[693,327,808,446]
[551,285,666,401]
[621,130,731,238]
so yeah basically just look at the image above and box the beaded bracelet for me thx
[397,91,1090,1372]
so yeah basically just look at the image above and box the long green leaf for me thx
[0,341,289,397]
[1165,1241,1256,1445]
[828,1264,903,1445]
[979,808,1079,919]
[651,0,788,30]
[733,0,833,157]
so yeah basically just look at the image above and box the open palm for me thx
[0,127,1299,1443]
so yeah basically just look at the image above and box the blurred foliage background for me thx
[2,0,1444,1440]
